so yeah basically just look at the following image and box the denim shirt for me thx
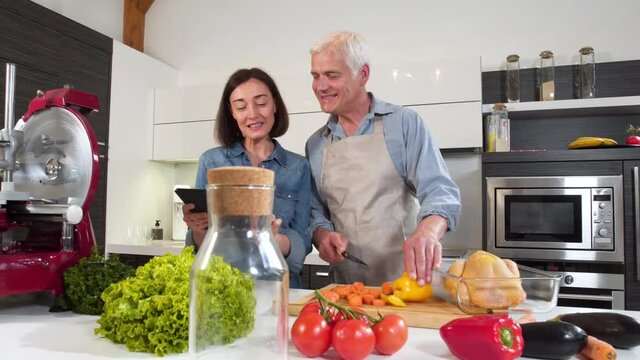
[185,140,312,288]
[305,93,461,236]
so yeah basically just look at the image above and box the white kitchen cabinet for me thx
[278,112,328,155]
[410,101,482,149]
[368,57,482,106]
[152,120,217,161]
[154,84,221,124]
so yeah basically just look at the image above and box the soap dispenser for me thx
[152,220,163,240]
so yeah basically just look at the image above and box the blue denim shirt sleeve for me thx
[305,94,461,237]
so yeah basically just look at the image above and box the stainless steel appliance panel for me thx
[487,175,624,263]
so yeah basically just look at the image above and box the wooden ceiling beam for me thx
[123,0,155,52]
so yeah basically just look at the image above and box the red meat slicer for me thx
[0,63,100,305]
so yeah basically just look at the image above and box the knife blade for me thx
[341,250,368,267]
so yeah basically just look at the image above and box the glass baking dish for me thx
[432,259,563,314]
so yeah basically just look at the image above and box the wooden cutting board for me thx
[288,284,472,329]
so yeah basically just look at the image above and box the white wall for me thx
[107,41,179,246]
[31,0,124,41]
[145,0,640,83]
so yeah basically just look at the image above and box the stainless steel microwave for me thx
[486,176,624,263]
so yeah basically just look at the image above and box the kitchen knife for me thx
[341,251,368,267]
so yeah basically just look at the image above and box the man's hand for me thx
[313,228,348,264]
[182,203,208,247]
[403,215,448,286]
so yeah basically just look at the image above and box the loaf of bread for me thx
[445,250,526,309]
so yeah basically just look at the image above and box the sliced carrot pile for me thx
[319,281,394,307]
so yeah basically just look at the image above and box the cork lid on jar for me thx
[207,166,275,186]
[206,166,275,216]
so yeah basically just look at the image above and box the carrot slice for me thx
[381,281,393,295]
[334,286,351,299]
[320,290,340,302]
[353,282,365,292]
[347,294,363,306]
[372,299,386,307]
[362,294,374,305]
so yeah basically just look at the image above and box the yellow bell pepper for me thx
[392,272,432,302]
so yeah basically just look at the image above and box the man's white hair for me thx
[310,31,371,76]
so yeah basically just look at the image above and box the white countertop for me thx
[104,243,468,267]
[106,240,186,257]
[2,290,640,359]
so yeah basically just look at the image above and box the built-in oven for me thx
[486,175,625,309]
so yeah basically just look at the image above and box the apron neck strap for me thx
[328,114,383,145]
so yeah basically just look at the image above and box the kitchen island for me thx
[2,290,640,359]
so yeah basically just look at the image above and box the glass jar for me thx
[493,103,510,152]
[506,54,520,103]
[189,167,289,359]
[539,50,555,101]
[579,46,596,99]
[485,113,497,153]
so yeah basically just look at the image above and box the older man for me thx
[305,31,461,286]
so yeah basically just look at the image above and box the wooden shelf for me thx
[482,96,640,119]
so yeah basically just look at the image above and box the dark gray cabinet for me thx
[0,0,112,249]
[301,264,331,290]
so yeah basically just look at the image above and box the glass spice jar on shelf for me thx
[579,46,596,99]
[189,166,289,359]
[493,103,510,152]
[539,50,555,101]
[506,54,520,103]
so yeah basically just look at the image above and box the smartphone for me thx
[174,188,207,213]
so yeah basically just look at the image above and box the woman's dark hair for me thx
[215,68,289,147]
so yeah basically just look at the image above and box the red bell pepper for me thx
[439,314,524,360]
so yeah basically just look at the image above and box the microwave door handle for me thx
[635,167,640,281]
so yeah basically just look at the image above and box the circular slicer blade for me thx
[13,107,95,206]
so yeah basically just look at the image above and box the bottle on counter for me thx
[506,54,520,103]
[493,103,510,152]
[151,220,163,240]
[539,50,555,101]
[189,167,288,358]
[579,46,596,99]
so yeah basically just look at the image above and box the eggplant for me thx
[555,312,640,349]
[521,321,588,359]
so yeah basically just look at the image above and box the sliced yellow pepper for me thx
[392,272,432,302]
[381,294,406,307]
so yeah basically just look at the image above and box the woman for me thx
[182,68,311,288]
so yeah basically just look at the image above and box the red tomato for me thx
[627,135,640,145]
[291,313,331,358]
[299,301,321,316]
[329,308,345,326]
[300,301,344,326]
[372,314,409,355]
[349,307,370,325]
[332,319,375,360]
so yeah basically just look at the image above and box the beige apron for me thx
[320,116,420,285]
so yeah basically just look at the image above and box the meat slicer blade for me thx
[12,107,94,207]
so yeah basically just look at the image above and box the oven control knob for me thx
[598,228,609,237]
[599,202,606,209]
[564,275,574,285]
